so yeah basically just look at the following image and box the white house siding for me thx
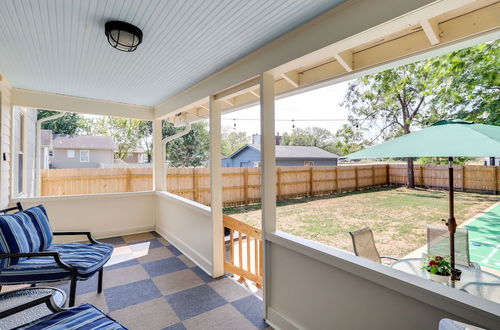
[0,83,11,208]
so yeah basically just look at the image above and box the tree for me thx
[139,121,153,162]
[434,40,500,125]
[86,117,144,159]
[333,124,370,156]
[281,127,335,149]
[37,110,87,135]
[342,58,453,187]
[221,129,250,156]
[163,122,209,167]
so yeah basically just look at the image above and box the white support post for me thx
[209,95,224,278]
[260,72,276,318]
[152,119,164,191]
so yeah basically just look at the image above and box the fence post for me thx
[461,165,465,192]
[354,166,359,190]
[335,167,339,192]
[192,168,198,202]
[243,168,249,204]
[125,168,131,192]
[496,167,499,195]
[371,165,375,187]
[386,164,390,185]
[277,168,282,200]
[309,167,314,196]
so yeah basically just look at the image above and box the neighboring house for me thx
[50,134,116,169]
[222,143,338,167]
[485,157,500,166]
[120,149,145,164]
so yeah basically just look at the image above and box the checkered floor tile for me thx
[35,232,270,330]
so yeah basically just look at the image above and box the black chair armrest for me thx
[0,251,76,273]
[52,231,100,244]
[0,294,62,319]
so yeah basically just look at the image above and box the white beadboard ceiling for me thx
[0,0,346,107]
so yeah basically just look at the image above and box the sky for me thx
[221,81,352,136]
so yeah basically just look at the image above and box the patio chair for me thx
[0,293,127,329]
[427,225,480,269]
[0,203,113,307]
[349,227,398,264]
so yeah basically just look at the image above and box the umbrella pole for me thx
[447,157,457,281]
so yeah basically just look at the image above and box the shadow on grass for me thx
[223,186,399,214]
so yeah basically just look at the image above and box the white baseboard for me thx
[155,225,213,276]
[266,307,301,330]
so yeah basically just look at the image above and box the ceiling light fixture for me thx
[105,21,143,52]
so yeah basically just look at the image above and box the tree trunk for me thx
[407,157,415,188]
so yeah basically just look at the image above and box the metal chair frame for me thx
[0,203,105,307]
[349,227,398,264]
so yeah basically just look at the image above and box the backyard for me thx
[224,187,500,259]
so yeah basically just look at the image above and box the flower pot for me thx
[429,272,451,283]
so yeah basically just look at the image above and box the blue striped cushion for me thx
[19,303,127,329]
[0,213,36,270]
[21,205,53,251]
[0,242,113,284]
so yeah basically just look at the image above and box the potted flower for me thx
[422,255,452,283]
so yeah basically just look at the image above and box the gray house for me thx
[50,134,116,169]
[222,144,338,167]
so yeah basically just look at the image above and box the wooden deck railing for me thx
[223,214,262,286]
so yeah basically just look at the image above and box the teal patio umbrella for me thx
[343,119,500,280]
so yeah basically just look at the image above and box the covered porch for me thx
[1,0,499,329]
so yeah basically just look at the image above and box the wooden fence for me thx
[41,164,500,203]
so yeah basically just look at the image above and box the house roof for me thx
[40,129,53,148]
[52,134,116,150]
[229,144,338,160]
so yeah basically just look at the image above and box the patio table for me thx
[391,258,500,304]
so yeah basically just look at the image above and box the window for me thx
[80,150,90,162]
[304,161,314,166]
[67,150,75,158]
[48,150,54,158]
[128,153,133,158]
[253,161,261,167]
[17,112,25,195]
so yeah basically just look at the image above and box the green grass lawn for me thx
[224,187,500,258]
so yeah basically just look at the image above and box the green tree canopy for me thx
[163,122,209,167]
[221,129,250,156]
[37,110,87,135]
[86,117,145,159]
[281,127,338,153]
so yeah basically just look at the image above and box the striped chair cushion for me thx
[21,205,53,251]
[0,213,38,270]
[0,242,113,284]
[19,303,127,330]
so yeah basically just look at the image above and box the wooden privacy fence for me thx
[41,164,500,202]
[223,214,262,286]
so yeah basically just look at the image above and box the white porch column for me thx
[152,119,163,191]
[260,72,276,318]
[209,95,224,277]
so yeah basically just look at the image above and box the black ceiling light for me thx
[105,21,143,52]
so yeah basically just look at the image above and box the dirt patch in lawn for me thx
[224,186,499,258]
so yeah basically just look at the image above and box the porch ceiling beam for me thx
[280,71,299,88]
[154,0,441,119]
[420,19,441,45]
[11,88,154,120]
[171,1,499,124]
[333,51,354,72]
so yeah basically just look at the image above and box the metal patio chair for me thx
[0,203,113,307]
[427,225,480,269]
[349,227,398,264]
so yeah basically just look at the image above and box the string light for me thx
[292,119,295,129]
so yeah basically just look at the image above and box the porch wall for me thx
[155,191,213,275]
[0,81,12,209]
[14,191,155,241]
[265,233,500,330]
